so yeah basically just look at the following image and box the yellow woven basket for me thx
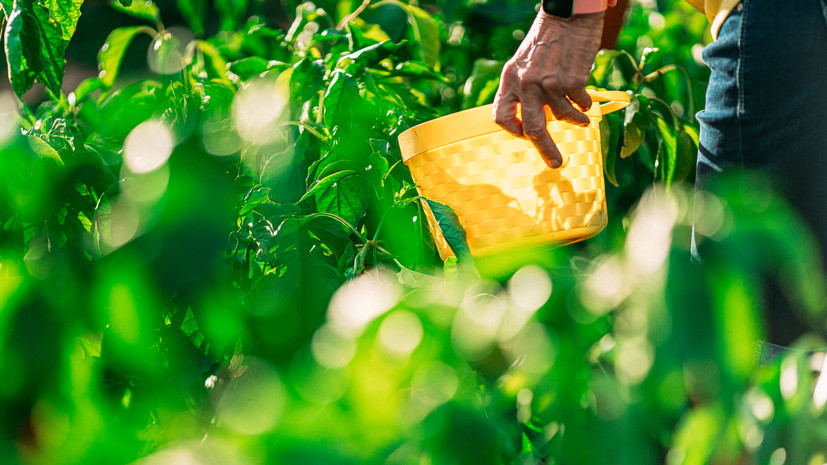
[398,89,630,260]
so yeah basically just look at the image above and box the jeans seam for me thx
[736,0,748,166]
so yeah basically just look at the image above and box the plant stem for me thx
[337,0,371,30]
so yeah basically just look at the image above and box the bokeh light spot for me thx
[780,357,799,400]
[693,191,731,241]
[147,28,192,75]
[124,120,174,174]
[625,190,679,276]
[311,324,357,369]
[508,265,552,313]
[452,287,507,360]
[615,336,654,385]
[769,448,787,465]
[0,92,19,143]
[411,361,458,408]
[290,348,350,404]
[378,311,424,358]
[581,255,628,314]
[746,388,774,422]
[232,77,287,144]
[215,357,285,435]
[501,323,556,375]
[328,269,401,336]
[102,199,141,249]
[121,163,170,205]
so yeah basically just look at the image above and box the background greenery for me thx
[2,0,827,464]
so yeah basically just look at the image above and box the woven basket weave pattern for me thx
[407,119,607,258]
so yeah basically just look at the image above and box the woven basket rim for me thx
[398,103,604,163]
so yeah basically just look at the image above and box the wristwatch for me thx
[542,0,608,17]
[541,0,575,18]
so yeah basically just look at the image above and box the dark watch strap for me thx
[541,0,575,18]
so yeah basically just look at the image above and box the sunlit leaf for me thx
[229,57,281,81]
[300,170,357,203]
[44,0,83,43]
[109,0,160,24]
[27,135,63,165]
[97,26,153,87]
[654,116,677,185]
[590,50,621,87]
[5,1,67,97]
[600,112,621,187]
[621,94,651,159]
[195,40,231,84]
[462,58,503,109]
[314,174,369,227]
[406,4,440,68]
[674,126,695,183]
[323,71,360,133]
[425,199,471,262]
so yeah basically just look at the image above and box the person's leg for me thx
[694,0,827,344]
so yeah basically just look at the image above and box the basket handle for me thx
[586,89,631,115]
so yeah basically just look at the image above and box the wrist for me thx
[573,0,608,14]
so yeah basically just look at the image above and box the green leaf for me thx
[195,40,231,84]
[175,0,205,35]
[639,46,660,69]
[109,0,160,24]
[314,175,370,227]
[5,1,68,97]
[462,58,503,109]
[674,125,696,183]
[323,71,360,133]
[654,116,677,185]
[620,94,651,159]
[600,117,618,187]
[239,187,273,217]
[245,273,300,315]
[406,4,440,68]
[424,199,472,262]
[393,61,444,80]
[44,0,83,43]
[342,34,405,68]
[27,134,63,165]
[300,170,357,203]
[590,50,621,87]
[214,0,250,31]
[97,80,163,138]
[368,139,391,182]
[228,57,281,81]
[97,26,152,87]
[71,77,105,102]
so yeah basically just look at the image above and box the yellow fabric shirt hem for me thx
[684,0,743,39]
[710,0,742,39]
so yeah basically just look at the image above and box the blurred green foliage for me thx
[2,1,827,465]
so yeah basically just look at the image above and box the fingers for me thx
[567,87,594,113]
[541,79,591,127]
[520,100,563,169]
[492,91,524,138]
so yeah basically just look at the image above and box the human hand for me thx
[493,11,604,168]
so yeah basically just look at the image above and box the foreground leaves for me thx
[2,0,83,97]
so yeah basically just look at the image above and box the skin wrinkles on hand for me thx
[493,11,604,169]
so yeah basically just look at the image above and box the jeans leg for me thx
[694,0,827,344]
[691,6,743,262]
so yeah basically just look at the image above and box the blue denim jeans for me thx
[693,0,827,345]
